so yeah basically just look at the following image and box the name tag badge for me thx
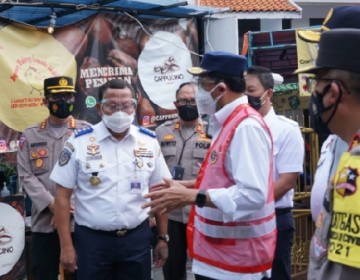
[172,165,184,180]
[130,181,142,193]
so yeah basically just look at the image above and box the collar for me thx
[96,121,136,142]
[39,117,76,129]
[213,95,248,126]
[263,107,276,123]
[173,119,203,133]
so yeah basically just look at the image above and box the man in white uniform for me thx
[51,79,171,280]
[245,66,304,280]
[143,51,276,280]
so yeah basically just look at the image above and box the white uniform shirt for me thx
[264,108,304,209]
[310,135,348,222]
[50,122,171,230]
[192,96,272,280]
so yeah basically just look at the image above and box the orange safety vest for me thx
[187,104,277,273]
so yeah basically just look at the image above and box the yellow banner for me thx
[0,23,76,132]
[295,29,319,95]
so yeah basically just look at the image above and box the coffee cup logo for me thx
[0,203,25,276]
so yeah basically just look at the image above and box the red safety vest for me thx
[187,104,277,273]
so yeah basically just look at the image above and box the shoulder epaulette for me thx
[278,115,298,126]
[139,127,156,138]
[74,126,93,137]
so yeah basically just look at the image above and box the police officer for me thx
[17,76,89,280]
[296,28,360,280]
[245,66,304,280]
[51,79,171,280]
[155,82,210,280]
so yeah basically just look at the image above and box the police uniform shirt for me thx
[17,117,89,233]
[193,96,273,280]
[264,107,304,209]
[310,135,347,222]
[155,118,210,223]
[50,122,171,231]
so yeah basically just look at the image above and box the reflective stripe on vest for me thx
[187,104,276,273]
[328,151,360,268]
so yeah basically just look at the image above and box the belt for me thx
[76,219,147,237]
[275,207,292,215]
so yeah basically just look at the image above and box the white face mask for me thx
[102,111,134,134]
[195,84,222,116]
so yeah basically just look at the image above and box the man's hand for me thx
[143,178,197,214]
[153,240,168,268]
[60,245,77,272]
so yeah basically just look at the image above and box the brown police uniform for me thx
[308,134,360,280]
[17,117,89,232]
[155,118,210,280]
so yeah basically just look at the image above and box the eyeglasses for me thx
[101,99,136,113]
[175,99,197,106]
[192,77,217,89]
[305,77,351,95]
[48,93,75,102]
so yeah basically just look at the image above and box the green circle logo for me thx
[86,96,96,108]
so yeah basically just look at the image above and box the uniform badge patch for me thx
[38,148,47,157]
[59,150,72,166]
[87,143,100,156]
[35,158,44,168]
[335,167,358,197]
[31,150,38,158]
[210,150,218,164]
[19,135,26,151]
[163,134,175,140]
[313,235,327,259]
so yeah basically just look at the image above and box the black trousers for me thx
[265,210,294,280]
[31,232,76,280]
[74,220,153,280]
[162,220,188,280]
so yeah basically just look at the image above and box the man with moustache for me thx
[155,82,210,280]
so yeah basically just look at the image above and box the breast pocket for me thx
[79,161,111,188]
[161,146,177,167]
[30,148,50,175]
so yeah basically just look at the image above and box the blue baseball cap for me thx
[188,51,247,77]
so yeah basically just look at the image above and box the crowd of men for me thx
[15,5,360,280]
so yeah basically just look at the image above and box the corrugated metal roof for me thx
[0,0,228,28]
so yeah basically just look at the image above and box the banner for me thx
[0,195,26,279]
[0,13,199,152]
[295,28,319,95]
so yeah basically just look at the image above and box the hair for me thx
[324,68,360,101]
[175,82,196,98]
[98,79,136,101]
[201,72,246,93]
[247,66,274,90]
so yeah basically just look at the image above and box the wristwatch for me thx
[158,234,170,242]
[196,189,207,208]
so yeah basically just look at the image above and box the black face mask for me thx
[247,91,267,111]
[177,105,199,122]
[309,83,342,135]
[248,95,262,110]
[48,100,74,119]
